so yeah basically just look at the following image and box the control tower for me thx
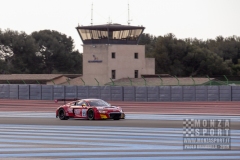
[76,23,155,85]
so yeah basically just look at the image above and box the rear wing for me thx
[55,98,80,104]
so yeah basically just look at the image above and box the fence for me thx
[2,75,240,86]
[102,76,240,86]
[1,84,240,101]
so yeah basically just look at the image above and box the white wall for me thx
[82,44,155,85]
[107,45,145,79]
[143,58,155,75]
[82,45,108,85]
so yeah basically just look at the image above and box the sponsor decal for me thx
[183,119,231,150]
[74,109,80,115]
[88,54,102,63]
[67,108,73,113]
[100,114,107,119]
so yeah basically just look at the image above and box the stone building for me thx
[76,23,155,85]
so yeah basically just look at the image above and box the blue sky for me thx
[1,0,240,52]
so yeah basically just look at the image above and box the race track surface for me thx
[0,99,240,115]
[0,99,239,159]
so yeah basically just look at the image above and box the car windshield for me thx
[88,100,110,107]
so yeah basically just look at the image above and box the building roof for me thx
[76,23,145,45]
[76,23,145,30]
[60,76,85,85]
[104,77,215,86]
[0,74,81,80]
[0,74,60,80]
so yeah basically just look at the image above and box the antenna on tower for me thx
[127,3,132,25]
[91,3,93,25]
[107,16,112,24]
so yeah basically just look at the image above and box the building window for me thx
[112,70,116,79]
[134,70,138,78]
[112,52,115,58]
[134,52,138,59]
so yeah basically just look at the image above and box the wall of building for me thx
[143,58,155,75]
[108,45,145,79]
[82,45,109,85]
[82,44,155,85]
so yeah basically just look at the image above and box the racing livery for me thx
[56,98,125,120]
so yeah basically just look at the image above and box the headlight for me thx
[98,110,107,114]
[97,108,106,114]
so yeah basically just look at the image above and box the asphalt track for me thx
[0,99,240,128]
[0,99,239,128]
[1,99,240,115]
[0,117,240,130]
[0,99,239,159]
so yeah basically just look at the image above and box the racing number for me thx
[82,109,87,117]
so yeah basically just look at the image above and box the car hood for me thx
[95,106,121,110]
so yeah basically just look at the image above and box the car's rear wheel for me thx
[87,109,95,120]
[58,109,69,120]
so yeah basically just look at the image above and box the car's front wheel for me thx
[58,109,69,120]
[87,109,95,120]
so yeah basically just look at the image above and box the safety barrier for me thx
[0,84,240,101]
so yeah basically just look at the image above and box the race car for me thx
[55,98,125,120]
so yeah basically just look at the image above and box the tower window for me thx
[134,53,138,59]
[112,52,115,58]
[134,70,138,78]
[112,70,116,79]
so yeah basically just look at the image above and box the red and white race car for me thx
[56,98,125,120]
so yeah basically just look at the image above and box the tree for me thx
[0,29,39,73]
[138,33,156,57]
[31,30,82,74]
[183,46,231,76]
[153,33,188,76]
[139,33,232,76]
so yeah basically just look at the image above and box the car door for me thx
[71,100,88,118]
[80,101,88,118]
[70,100,82,117]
